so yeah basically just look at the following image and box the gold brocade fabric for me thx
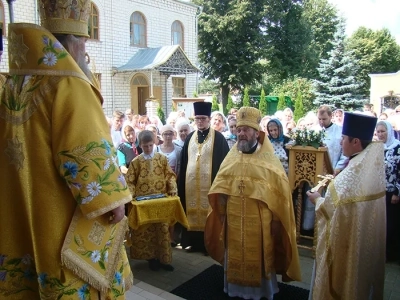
[0,24,133,299]
[61,209,129,293]
[126,153,178,262]
[185,129,215,231]
[128,196,189,230]
[205,140,301,287]
[312,142,386,300]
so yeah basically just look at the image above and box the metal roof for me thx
[115,45,199,75]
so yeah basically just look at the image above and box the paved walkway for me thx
[124,246,400,300]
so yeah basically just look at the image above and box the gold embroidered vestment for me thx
[312,142,386,300]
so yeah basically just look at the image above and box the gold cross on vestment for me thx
[238,180,245,194]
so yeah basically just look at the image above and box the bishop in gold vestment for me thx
[0,5,133,299]
[205,107,301,300]
[308,113,386,300]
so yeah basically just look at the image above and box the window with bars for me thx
[88,2,99,40]
[171,20,184,49]
[130,12,146,47]
[172,77,185,97]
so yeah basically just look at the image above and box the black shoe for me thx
[148,259,160,271]
[160,263,174,271]
[171,242,178,247]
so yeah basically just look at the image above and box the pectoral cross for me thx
[196,153,201,161]
[238,180,245,194]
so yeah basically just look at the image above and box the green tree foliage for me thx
[302,0,339,77]
[157,105,165,124]
[294,92,305,121]
[313,20,364,110]
[197,78,220,95]
[258,88,267,116]
[270,76,315,113]
[347,27,400,97]
[263,0,314,81]
[243,87,250,107]
[193,0,266,109]
[277,93,286,110]
[211,94,219,111]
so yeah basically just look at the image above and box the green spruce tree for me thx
[258,88,267,116]
[313,19,364,110]
[294,92,304,122]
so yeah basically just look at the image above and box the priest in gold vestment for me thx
[126,130,178,271]
[178,102,230,253]
[307,112,386,300]
[0,1,133,299]
[205,107,301,300]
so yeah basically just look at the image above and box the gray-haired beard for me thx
[237,138,255,152]
[75,51,93,82]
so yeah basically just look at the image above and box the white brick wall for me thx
[0,0,199,118]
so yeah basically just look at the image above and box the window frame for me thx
[130,11,147,47]
[172,77,185,97]
[88,2,99,40]
[171,20,184,49]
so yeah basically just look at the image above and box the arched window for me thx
[171,20,184,49]
[130,12,146,47]
[88,2,99,40]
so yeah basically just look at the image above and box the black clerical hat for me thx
[193,102,212,117]
[342,112,377,141]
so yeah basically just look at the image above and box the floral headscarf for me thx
[376,120,400,150]
[267,119,284,142]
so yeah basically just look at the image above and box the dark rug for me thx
[171,264,309,300]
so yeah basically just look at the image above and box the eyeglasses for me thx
[162,132,174,136]
[194,117,208,121]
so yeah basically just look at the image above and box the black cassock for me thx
[178,127,230,252]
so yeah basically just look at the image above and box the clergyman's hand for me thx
[306,190,321,205]
[109,205,125,224]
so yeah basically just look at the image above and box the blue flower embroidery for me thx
[38,272,47,287]
[63,161,79,179]
[114,271,122,285]
[78,284,89,300]
[102,139,111,156]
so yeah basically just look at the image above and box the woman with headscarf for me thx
[376,120,400,261]
[210,111,227,133]
[267,119,291,174]
[117,124,138,174]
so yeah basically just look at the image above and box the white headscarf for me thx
[377,120,400,150]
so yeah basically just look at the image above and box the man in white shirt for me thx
[318,105,347,175]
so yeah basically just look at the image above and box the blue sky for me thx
[329,0,400,43]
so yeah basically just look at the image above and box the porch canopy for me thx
[115,45,199,75]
